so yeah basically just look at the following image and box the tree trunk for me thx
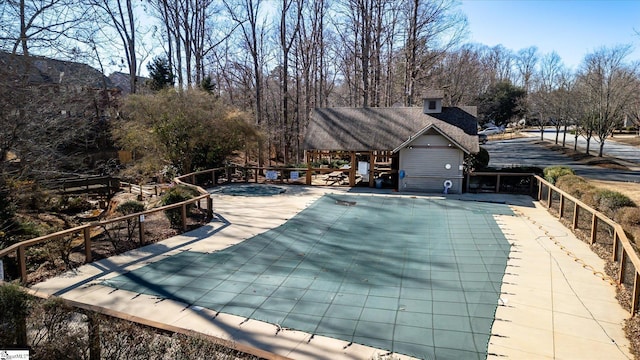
[598,140,605,157]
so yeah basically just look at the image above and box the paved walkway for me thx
[31,186,632,359]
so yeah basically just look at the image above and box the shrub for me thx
[464,147,490,172]
[555,175,594,198]
[543,166,575,184]
[616,207,640,228]
[104,200,146,250]
[161,185,198,228]
[116,201,145,215]
[0,283,31,346]
[593,189,635,216]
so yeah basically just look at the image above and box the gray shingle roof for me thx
[303,107,480,153]
[0,51,113,88]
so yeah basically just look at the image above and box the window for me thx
[428,100,437,110]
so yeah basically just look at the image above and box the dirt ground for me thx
[588,180,640,206]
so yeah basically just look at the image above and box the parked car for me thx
[478,126,505,136]
[478,133,488,144]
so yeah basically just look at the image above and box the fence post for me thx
[88,313,101,360]
[547,187,552,208]
[633,272,640,315]
[206,197,213,220]
[496,174,501,193]
[572,203,579,229]
[618,250,626,284]
[139,215,145,246]
[537,180,542,200]
[590,213,598,245]
[181,204,187,231]
[18,245,27,284]
[191,174,196,185]
[559,194,565,219]
[613,230,620,262]
[84,227,92,263]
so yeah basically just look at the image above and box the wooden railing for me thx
[0,193,211,284]
[0,171,213,285]
[466,172,537,194]
[535,175,640,314]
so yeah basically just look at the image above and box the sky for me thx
[459,0,640,70]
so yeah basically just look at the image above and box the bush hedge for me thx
[543,166,575,184]
[552,172,636,220]
[161,185,200,228]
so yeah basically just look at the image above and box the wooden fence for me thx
[535,175,640,314]
[44,176,121,197]
[0,171,213,284]
[466,171,537,194]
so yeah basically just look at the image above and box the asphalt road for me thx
[523,128,640,164]
[484,137,640,183]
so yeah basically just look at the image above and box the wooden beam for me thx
[349,151,356,186]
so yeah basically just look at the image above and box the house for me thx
[0,52,120,172]
[0,51,119,118]
[108,71,151,95]
[303,91,479,193]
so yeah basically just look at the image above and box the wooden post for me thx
[633,272,640,315]
[572,203,579,230]
[547,187,552,208]
[191,174,196,185]
[496,174,501,193]
[84,226,92,263]
[18,245,27,284]
[88,313,101,360]
[181,204,188,231]
[306,151,313,185]
[590,213,598,245]
[618,250,626,285]
[138,215,145,246]
[559,194,565,219]
[207,197,213,220]
[537,180,542,200]
[349,151,356,186]
[369,151,375,188]
[613,230,619,261]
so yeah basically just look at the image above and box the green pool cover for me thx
[104,194,512,359]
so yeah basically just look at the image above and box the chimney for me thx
[422,90,444,114]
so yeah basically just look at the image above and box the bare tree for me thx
[576,45,638,156]
[402,0,467,106]
[224,0,267,167]
[0,0,90,56]
[89,0,140,93]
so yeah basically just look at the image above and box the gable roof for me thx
[0,51,113,88]
[304,106,479,153]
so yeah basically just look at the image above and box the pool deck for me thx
[31,186,632,360]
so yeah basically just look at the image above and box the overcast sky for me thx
[459,0,640,70]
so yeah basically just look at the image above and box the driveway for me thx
[484,137,640,183]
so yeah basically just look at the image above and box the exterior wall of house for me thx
[398,133,464,193]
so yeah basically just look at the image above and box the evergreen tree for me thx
[200,75,215,94]
[146,57,175,91]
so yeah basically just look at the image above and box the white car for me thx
[478,126,505,136]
